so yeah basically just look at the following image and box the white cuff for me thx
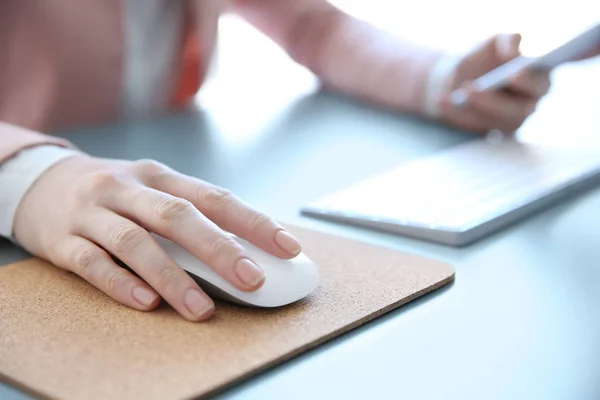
[423,54,461,118]
[0,145,80,241]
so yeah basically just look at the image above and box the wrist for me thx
[422,53,461,119]
[0,145,82,242]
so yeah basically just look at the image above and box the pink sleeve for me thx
[0,122,76,164]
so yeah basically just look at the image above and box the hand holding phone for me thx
[450,23,600,106]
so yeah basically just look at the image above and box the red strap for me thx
[171,22,202,108]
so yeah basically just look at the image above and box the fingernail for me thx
[184,288,213,317]
[236,258,265,287]
[275,230,302,255]
[132,286,158,307]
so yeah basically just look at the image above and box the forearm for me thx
[234,1,447,116]
[296,13,445,116]
[0,122,74,164]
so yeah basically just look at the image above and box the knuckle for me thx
[73,247,103,279]
[156,265,183,290]
[109,224,146,253]
[207,235,238,260]
[155,197,195,223]
[199,186,234,211]
[133,159,168,182]
[249,211,271,231]
[84,171,122,193]
[134,159,166,174]
[105,268,129,293]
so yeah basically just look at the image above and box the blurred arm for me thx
[231,0,445,116]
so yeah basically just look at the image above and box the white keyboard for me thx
[301,137,600,246]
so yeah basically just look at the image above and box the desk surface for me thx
[2,9,600,400]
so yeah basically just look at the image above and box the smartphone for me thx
[451,23,600,105]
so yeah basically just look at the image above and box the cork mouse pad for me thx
[0,224,454,400]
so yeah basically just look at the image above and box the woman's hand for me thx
[436,33,551,134]
[13,153,303,321]
[575,41,600,61]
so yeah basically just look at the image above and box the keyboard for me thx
[301,137,600,246]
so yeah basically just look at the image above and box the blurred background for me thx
[198,1,600,148]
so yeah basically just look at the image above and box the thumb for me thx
[455,32,523,85]
[495,33,522,62]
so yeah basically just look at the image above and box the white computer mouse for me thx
[151,233,320,308]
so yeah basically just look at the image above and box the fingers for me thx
[74,208,215,321]
[442,32,545,134]
[135,161,302,259]
[507,69,551,99]
[442,32,550,134]
[457,33,523,82]
[438,96,491,134]
[439,87,535,134]
[466,88,535,132]
[573,42,600,61]
[54,235,160,311]
[102,185,268,292]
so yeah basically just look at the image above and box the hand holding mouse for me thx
[435,33,551,134]
[12,153,303,321]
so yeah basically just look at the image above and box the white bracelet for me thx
[423,54,461,118]
[0,145,80,242]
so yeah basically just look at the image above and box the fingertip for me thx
[235,280,266,293]
[132,286,161,310]
[249,276,266,292]
[511,32,522,46]
[274,229,302,258]
[187,306,215,322]
[235,258,266,291]
[131,286,161,311]
[183,287,215,320]
[497,32,522,60]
